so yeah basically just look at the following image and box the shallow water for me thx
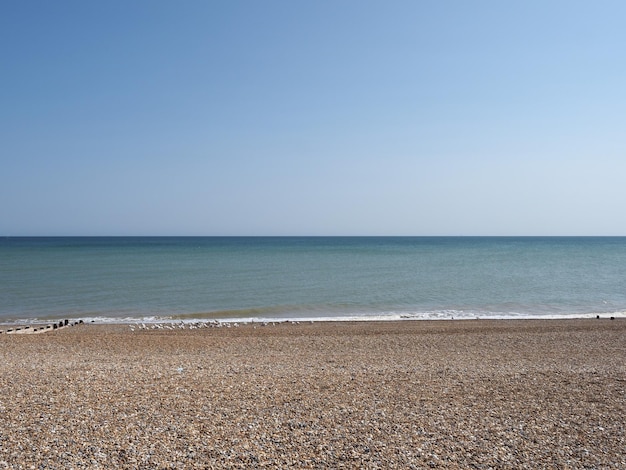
[1,237,625,323]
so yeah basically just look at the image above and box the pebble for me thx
[0,319,625,468]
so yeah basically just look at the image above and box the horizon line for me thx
[3,234,625,238]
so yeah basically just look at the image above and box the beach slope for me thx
[1,319,625,468]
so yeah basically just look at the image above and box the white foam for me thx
[5,309,625,328]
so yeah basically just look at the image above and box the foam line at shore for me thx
[3,310,625,331]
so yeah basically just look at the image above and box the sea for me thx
[1,237,625,325]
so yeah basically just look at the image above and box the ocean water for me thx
[1,237,625,324]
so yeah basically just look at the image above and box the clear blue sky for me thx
[2,1,625,235]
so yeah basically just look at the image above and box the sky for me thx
[1,1,625,236]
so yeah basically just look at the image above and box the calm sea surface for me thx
[1,237,625,324]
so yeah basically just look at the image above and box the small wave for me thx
[3,309,625,327]
[83,309,626,325]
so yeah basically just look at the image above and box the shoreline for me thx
[1,313,624,334]
[1,318,625,467]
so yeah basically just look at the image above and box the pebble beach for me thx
[1,319,625,468]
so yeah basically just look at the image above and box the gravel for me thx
[1,319,625,468]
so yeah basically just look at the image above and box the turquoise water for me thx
[1,237,625,324]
